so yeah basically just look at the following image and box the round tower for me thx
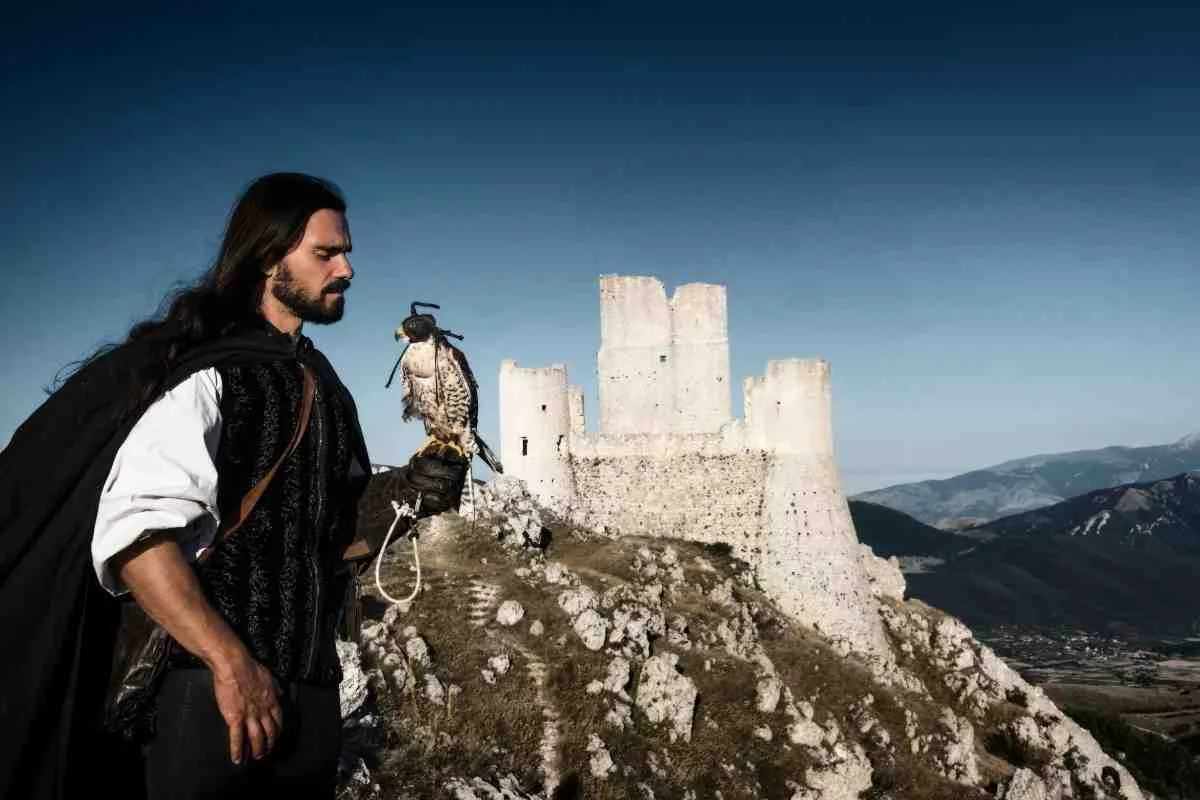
[749,359,893,661]
[498,360,576,509]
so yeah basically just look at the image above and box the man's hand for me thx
[211,652,284,764]
[407,446,468,514]
[114,534,285,763]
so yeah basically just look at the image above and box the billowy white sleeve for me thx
[92,368,223,596]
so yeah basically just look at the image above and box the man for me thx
[0,173,466,799]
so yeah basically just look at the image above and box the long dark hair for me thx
[49,172,346,419]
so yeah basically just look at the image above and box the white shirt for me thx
[91,367,368,596]
[92,369,224,596]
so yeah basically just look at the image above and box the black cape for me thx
[0,323,370,800]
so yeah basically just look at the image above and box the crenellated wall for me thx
[499,276,891,661]
[597,276,731,436]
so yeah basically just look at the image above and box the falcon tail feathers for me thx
[475,433,504,474]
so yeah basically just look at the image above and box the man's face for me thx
[269,208,353,325]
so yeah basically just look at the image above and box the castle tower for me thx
[567,385,586,436]
[597,275,674,434]
[670,283,731,433]
[747,359,892,660]
[498,360,576,508]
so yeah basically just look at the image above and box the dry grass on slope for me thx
[344,516,1028,799]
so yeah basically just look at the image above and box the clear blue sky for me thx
[2,3,1197,493]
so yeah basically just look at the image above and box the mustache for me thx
[324,279,352,295]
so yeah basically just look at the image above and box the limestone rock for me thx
[444,773,539,799]
[587,734,616,779]
[998,768,1049,800]
[788,717,825,748]
[858,544,905,601]
[793,743,873,800]
[635,653,698,743]
[557,586,598,617]
[933,708,979,784]
[666,614,691,649]
[496,600,526,627]
[424,674,446,705]
[337,639,369,718]
[405,636,432,668]
[608,604,665,655]
[488,652,512,676]
[544,562,566,584]
[573,608,609,651]
[604,656,632,699]
[605,700,633,729]
[756,675,782,713]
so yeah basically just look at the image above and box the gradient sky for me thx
[2,3,1197,493]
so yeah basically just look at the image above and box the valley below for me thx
[978,626,1200,753]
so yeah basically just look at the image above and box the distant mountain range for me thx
[851,473,1200,636]
[852,432,1200,529]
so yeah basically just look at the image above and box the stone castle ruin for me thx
[499,275,890,659]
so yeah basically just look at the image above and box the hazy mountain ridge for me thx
[847,500,975,559]
[852,432,1200,528]
[978,472,1200,543]
[853,472,1200,635]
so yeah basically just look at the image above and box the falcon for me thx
[387,302,503,474]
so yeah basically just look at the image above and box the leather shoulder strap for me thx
[197,364,316,564]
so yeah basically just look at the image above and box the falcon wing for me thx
[442,337,480,430]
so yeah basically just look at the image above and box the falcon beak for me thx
[394,327,408,343]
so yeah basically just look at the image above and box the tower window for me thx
[659,354,668,363]
[541,404,547,412]
[521,437,528,456]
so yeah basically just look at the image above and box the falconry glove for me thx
[346,448,468,562]
[407,446,469,514]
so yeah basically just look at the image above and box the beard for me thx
[271,262,346,324]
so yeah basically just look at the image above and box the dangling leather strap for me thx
[197,364,316,565]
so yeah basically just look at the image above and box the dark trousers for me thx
[144,668,341,800]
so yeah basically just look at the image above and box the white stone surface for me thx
[405,636,432,668]
[573,609,609,651]
[336,639,369,718]
[756,675,783,713]
[859,545,906,601]
[557,586,597,617]
[587,734,616,779]
[635,652,698,743]
[496,600,526,627]
[793,743,873,800]
[998,768,1049,800]
[499,362,575,507]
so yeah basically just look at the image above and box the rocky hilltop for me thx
[334,479,1144,800]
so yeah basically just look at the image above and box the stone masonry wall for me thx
[568,449,768,560]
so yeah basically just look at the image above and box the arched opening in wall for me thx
[521,437,528,456]
[556,435,564,454]
[659,354,668,363]
[541,404,547,412]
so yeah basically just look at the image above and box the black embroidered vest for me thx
[167,343,365,686]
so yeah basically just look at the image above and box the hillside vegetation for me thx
[332,497,1143,800]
